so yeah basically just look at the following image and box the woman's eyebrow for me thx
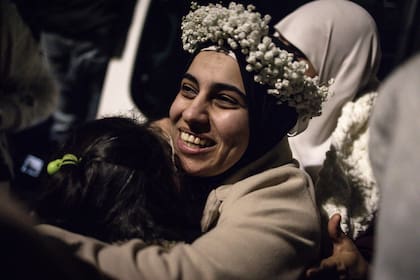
[183,72,246,98]
[183,73,198,84]
[212,83,246,98]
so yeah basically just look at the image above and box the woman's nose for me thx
[182,96,210,130]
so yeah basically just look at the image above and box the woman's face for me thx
[169,51,250,177]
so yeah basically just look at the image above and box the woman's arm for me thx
[38,165,320,280]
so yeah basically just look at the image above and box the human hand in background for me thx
[306,214,370,280]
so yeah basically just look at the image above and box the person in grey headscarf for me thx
[275,0,381,183]
[307,53,420,280]
[275,1,382,266]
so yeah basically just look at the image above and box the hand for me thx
[306,214,370,280]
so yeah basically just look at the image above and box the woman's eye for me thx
[180,83,197,98]
[215,94,240,108]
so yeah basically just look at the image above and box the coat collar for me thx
[201,137,296,232]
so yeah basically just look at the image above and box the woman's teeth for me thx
[181,132,212,147]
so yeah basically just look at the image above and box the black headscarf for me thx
[234,49,298,162]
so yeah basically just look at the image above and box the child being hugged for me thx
[34,116,188,244]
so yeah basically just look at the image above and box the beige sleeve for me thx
[38,166,320,280]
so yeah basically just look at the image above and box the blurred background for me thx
[8,0,420,203]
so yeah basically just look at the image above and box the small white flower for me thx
[182,2,331,118]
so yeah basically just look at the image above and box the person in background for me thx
[0,0,58,191]
[369,53,420,280]
[275,0,381,184]
[35,116,190,244]
[306,53,420,280]
[37,2,329,279]
[274,0,381,272]
[13,0,136,144]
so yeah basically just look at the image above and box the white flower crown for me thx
[181,2,331,118]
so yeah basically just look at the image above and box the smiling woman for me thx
[37,2,330,280]
[169,51,249,177]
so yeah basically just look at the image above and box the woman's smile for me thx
[176,129,215,155]
[180,131,214,149]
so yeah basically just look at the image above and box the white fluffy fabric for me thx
[316,92,379,239]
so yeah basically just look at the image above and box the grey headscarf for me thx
[275,0,381,171]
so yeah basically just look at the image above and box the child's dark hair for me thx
[35,117,187,243]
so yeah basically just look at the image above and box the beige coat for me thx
[38,138,321,280]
